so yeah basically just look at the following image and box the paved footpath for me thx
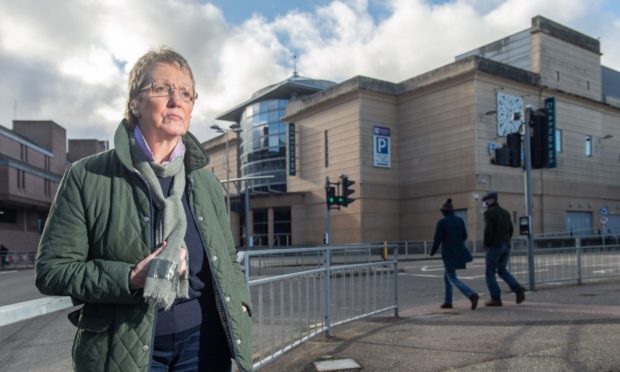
[264,280,620,372]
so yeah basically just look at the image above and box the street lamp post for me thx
[209,123,241,223]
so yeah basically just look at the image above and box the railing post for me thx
[393,244,399,318]
[576,238,582,285]
[243,252,250,286]
[324,246,332,336]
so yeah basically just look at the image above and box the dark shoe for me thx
[440,303,453,309]
[515,286,526,304]
[484,298,503,307]
[469,293,480,310]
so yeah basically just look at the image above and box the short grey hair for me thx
[124,47,196,128]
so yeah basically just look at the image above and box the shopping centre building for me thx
[205,15,620,248]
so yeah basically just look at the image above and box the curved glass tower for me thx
[218,75,336,193]
[239,99,289,192]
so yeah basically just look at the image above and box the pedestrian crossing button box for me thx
[519,216,531,236]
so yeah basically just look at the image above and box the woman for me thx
[35,47,252,372]
[430,198,479,310]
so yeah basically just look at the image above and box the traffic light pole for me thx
[325,177,331,245]
[523,106,536,291]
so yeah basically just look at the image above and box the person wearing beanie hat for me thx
[430,198,479,310]
[440,198,454,212]
[482,191,526,307]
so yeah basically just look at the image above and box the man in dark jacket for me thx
[482,192,525,307]
[430,198,479,310]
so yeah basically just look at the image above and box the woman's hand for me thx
[179,245,187,278]
[129,242,188,289]
[129,242,166,290]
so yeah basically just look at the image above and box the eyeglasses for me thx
[139,82,197,103]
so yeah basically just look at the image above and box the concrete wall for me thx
[398,75,478,240]
[288,93,362,245]
[531,32,602,101]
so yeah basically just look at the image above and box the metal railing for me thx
[3,237,618,369]
[509,236,620,285]
[241,244,399,370]
[0,251,36,270]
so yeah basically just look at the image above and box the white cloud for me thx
[0,0,618,144]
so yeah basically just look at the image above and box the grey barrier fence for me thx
[0,251,36,270]
[3,237,619,367]
[509,236,620,285]
[241,244,399,370]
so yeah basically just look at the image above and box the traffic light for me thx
[326,186,337,207]
[491,146,510,166]
[506,132,522,167]
[530,108,549,169]
[340,175,355,207]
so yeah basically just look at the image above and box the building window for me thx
[0,207,17,224]
[252,209,269,247]
[45,155,50,171]
[44,179,51,196]
[586,80,590,91]
[555,129,562,153]
[556,71,560,81]
[17,169,26,190]
[585,135,593,157]
[20,144,28,162]
[324,130,329,168]
[273,207,292,246]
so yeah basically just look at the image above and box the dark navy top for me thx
[153,176,220,336]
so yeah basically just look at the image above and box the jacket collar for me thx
[113,120,210,172]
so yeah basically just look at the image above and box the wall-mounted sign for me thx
[544,97,557,168]
[496,92,523,136]
[373,126,391,168]
[288,123,296,176]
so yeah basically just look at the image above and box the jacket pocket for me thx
[71,305,114,372]
[76,304,115,332]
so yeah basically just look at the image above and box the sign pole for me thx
[523,106,536,291]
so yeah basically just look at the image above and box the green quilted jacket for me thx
[35,121,253,372]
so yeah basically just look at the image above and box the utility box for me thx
[519,216,531,236]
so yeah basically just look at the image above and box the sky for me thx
[1,0,619,144]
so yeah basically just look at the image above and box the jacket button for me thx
[142,345,149,352]
[236,339,241,345]
[198,216,204,221]
[212,256,218,262]
[225,296,231,302]
[143,217,150,223]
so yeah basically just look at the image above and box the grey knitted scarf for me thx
[130,138,189,310]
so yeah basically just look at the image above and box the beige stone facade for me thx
[207,16,620,248]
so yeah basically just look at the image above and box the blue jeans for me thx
[444,269,475,304]
[150,324,232,372]
[485,243,521,300]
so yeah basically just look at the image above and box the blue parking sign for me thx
[373,126,391,168]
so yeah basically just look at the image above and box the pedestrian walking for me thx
[482,191,526,307]
[430,198,479,310]
[35,47,252,372]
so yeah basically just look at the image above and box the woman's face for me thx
[132,63,194,143]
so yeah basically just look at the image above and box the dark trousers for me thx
[485,243,521,300]
[150,324,232,372]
